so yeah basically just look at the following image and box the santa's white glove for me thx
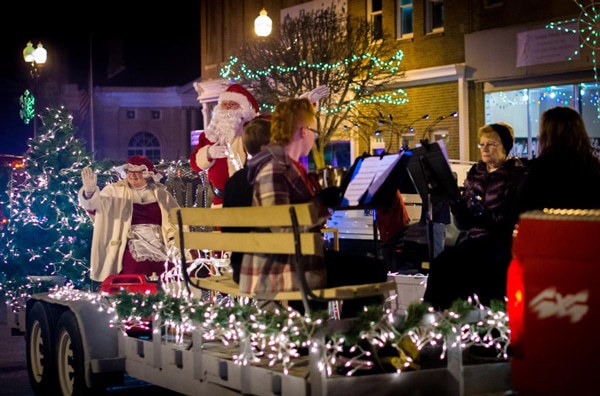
[306,85,330,103]
[208,144,229,160]
[81,167,97,196]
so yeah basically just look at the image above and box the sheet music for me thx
[342,153,402,206]
[435,139,451,166]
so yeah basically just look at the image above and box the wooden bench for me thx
[171,203,395,314]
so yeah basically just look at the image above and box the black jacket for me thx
[516,152,600,214]
[452,157,527,246]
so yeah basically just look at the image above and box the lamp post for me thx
[254,7,273,37]
[22,41,47,137]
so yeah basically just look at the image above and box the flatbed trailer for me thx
[24,290,511,396]
[20,202,513,396]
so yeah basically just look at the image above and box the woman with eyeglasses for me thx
[423,122,526,311]
[79,155,182,283]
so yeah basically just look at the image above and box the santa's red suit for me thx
[190,84,260,206]
[190,84,329,206]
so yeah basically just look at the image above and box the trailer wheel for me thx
[26,302,59,396]
[56,311,103,396]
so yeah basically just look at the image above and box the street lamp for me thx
[254,7,273,37]
[22,41,47,137]
[23,41,47,79]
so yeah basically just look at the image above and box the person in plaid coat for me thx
[239,98,328,296]
[240,98,387,317]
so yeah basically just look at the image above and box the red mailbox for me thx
[507,209,600,395]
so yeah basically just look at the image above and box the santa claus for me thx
[190,83,329,206]
[190,84,259,206]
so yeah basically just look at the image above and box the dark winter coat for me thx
[452,157,527,247]
[423,157,527,310]
[516,152,600,214]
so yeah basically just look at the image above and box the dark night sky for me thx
[0,2,201,156]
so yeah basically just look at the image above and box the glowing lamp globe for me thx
[254,7,272,37]
[23,41,35,63]
[33,43,47,65]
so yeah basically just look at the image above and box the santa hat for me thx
[218,84,260,117]
[115,155,162,183]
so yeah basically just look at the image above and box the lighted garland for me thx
[46,285,510,377]
[221,51,409,114]
[19,90,35,125]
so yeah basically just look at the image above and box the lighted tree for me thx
[221,5,408,167]
[0,107,113,301]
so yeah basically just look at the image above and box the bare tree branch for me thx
[220,6,407,167]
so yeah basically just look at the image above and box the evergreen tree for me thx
[0,107,112,302]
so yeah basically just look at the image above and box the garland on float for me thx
[49,286,510,376]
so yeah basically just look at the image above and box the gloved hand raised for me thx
[208,144,229,160]
[81,167,97,196]
[302,85,330,103]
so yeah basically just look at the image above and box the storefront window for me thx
[303,141,352,172]
[485,83,600,158]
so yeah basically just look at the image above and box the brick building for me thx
[195,0,599,163]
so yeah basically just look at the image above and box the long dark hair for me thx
[539,107,593,157]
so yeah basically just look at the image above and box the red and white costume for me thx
[190,84,260,206]
[79,156,180,282]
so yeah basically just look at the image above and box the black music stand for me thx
[334,151,412,259]
[336,151,412,209]
[406,141,460,264]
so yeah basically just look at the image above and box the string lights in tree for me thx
[221,50,409,114]
[0,107,114,306]
[218,5,409,168]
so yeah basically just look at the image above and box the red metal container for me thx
[99,274,159,295]
[99,274,159,336]
[507,209,600,396]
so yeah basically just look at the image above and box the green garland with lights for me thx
[19,90,35,125]
[61,285,510,376]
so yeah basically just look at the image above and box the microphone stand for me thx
[422,112,457,141]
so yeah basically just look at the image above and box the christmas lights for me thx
[546,0,600,117]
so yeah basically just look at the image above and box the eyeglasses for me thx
[306,127,321,137]
[478,142,500,149]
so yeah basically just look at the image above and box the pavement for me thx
[0,302,35,395]
[0,301,181,396]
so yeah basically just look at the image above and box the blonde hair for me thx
[478,122,514,154]
[270,98,316,145]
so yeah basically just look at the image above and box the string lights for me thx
[0,107,510,381]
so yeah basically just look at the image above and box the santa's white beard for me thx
[204,107,247,145]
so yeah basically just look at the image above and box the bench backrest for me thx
[171,203,324,258]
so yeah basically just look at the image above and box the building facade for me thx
[62,82,202,163]
[195,0,599,163]
[466,0,600,159]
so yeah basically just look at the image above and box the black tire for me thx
[26,302,60,396]
[55,311,104,396]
